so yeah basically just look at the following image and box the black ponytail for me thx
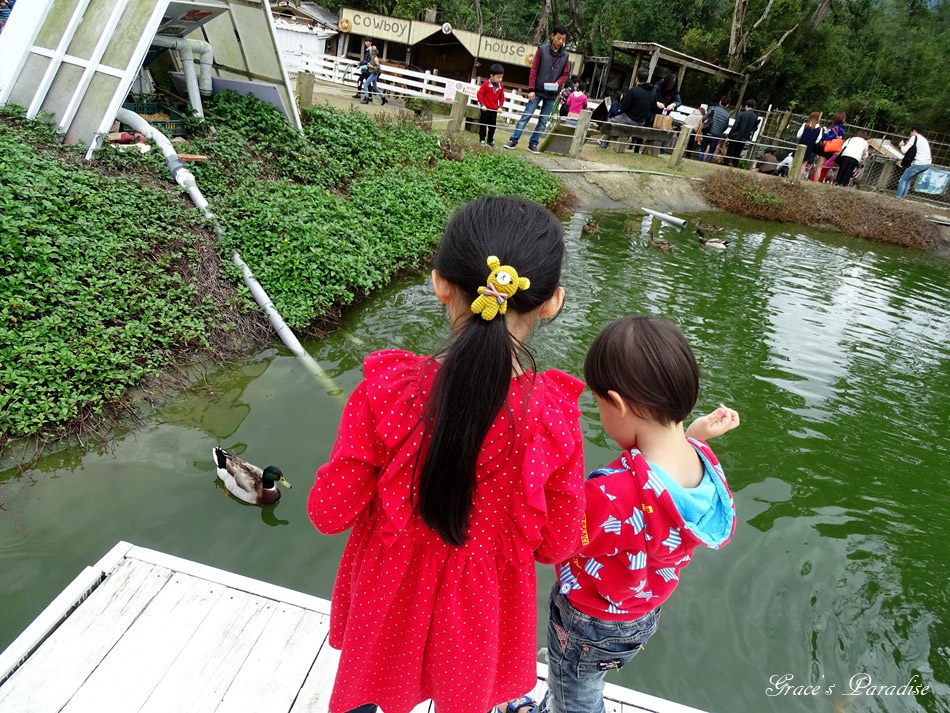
[417,197,565,546]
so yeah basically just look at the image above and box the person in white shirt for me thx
[896,126,932,198]
[835,130,869,186]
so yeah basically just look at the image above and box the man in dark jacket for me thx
[504,24,571,154]
[353,38,374,99]
[725,99,759,167]
[697,96,731,162]
[599,68,663,151]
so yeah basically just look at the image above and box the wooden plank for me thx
[0,558,172,713]
[60,573,226,713]
[138,589,280,713]
[127,545,332,615]
[215,605,330,713]
[288,638,340,713]
[0,542,134,686]
[0,566,101,689]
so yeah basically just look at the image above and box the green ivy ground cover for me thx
[0,94,564,443]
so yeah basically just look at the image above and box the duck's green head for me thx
[262,466,292,489]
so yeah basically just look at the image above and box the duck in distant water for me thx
[213,447,291,505]
[697,227,729,250]
[695,218,723,233]
[583,217,600,233]
[648,229,673,251]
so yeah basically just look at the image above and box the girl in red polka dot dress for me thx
[309,197,587,713]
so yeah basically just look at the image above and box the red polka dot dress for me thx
[309,350,586,713]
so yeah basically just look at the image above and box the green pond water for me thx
[2,211,949,713]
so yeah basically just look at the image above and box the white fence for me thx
[289,51,766,146]
[292,51,541,126]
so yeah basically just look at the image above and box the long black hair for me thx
[418,197,565,546]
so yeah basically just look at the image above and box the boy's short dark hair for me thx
[720,95,731,106]
[584,315,699,426]
[552,23,569,36]
[489,63,504,76]
[636,68,650,83]
[745,99,756,109]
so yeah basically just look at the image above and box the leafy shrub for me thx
[433,151,564,207]
[0,110,215,438]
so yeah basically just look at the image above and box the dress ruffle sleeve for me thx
[309,380,385,535]
[519,369,586,564]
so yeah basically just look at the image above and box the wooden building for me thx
[336,7,584,91]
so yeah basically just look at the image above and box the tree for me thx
[728,0,800,72]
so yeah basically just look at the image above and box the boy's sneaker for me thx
[488,142,496,149]
[528,144,540,154]
[480,140,487,146]
[504,140,517,149]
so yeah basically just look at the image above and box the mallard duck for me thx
[212,447,291,505]
[648,229,673,251]
[583,217,600,234]
[697,228,729,249]
[695,218,723,233]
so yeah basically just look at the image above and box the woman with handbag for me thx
[796,112,823,179]
[362,48,388,105]
[813,112,846,182]
[896,126,932,198]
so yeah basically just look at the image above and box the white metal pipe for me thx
[150,36,213,94]
[150,36,213,117]
[180,49,203,118]
[642,207,688,228]
[114,109,341,395]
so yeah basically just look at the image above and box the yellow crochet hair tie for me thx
[470,256,531,321]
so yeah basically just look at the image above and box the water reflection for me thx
[1,211,949,713]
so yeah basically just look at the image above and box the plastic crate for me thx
[121,100,190,137]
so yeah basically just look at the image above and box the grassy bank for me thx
[0,96,565,449]
[702,170,939,250]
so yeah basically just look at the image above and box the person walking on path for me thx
[477,64,505,147]
[896,126,932,198]
[353,39,374,99]
[361,48,387,105]
[309,196,586,713]
[835,130,869,187]
[697,96,731,162]
[504,25,571,154]
[725,99,758,167]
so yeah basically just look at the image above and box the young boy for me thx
[477,64,505,148]
[507,315,739,713]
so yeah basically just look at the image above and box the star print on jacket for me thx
[555,439,736,621]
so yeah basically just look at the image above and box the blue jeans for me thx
[509,94,557,147]
[896,163,929,198]
[539,586,661,713]
[364,73,382,101]
[698,136,721,163]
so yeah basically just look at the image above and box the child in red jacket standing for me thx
[504,315,740,713]
[477,64,505,148]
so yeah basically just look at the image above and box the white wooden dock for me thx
[0,542,707,713]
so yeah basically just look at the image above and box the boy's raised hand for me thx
[686,404,740,441]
